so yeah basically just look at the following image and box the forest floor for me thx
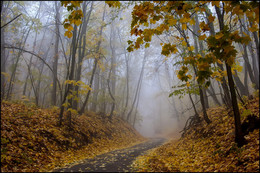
[132,96,259,172]
[53,138,166,172]
[1,100,146,172]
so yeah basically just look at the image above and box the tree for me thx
[79,3,106,115]
[107,1,259,146]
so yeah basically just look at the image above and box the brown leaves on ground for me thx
[132,96,259,172]
[1,101,145,172]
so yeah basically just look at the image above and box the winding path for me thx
[53,138,166,172]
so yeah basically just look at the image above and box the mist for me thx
[1,1,257,141]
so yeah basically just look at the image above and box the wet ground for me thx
[53,138,166,172]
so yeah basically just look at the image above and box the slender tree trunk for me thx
[225,63,246,146]
[216,5,245,147]
[92,67,100,112]
[205,7,232,107]
[1,12,7,100]
[194,13,209,109]
[100,72,107,114]
[107,67,115,119]
[233,70,249,97]
[207,83,221,106]
[183,23,211,124]
[59,24,78,126]
[164,61,180,121]
[52,1,61,106]
[133,54,145,127]
[238,19,258,89]
[244,64,249,95]
[117,28,130,119]
[249,21,259,62]
[242,18,259,88]
[127,50,147,122]
[107,20,117,118]
[188,88,199,118]
[73,1,93,110]
[79,3,106,114]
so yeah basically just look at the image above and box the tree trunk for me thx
[73,1,93,110]
[242,18,259,88]
[92,67,100,112]
[244,64,249,95]
[52,1,61,106]
[164,61,180,121]
[127,50,147,122]
[194,13,209,109]
[205,7,232,107]
[117,28,130,119]
[183,22,210,124]
[225,63,246,146]
[59,24,78,126]
[233,70,249,97]
[216,5,245,147]
[206,83,221,106]
[249,21,259,62]
[79,3,106,114]
[107,20,117,118]
[1,7,7,100]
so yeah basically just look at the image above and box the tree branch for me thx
[4,45,62,94]
[1,14,22,29]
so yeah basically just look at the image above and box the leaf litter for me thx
[132,96,259,172]
[1,100,145,172]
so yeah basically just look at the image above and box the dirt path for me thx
[53,138,166,172]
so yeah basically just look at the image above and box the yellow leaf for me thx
[168,18,177,26]
[74,19,82,26]
[183,13,190,19]
[150,18,156,24]
[211,1,220,8]
[195,7,200,12]
[180,17,189,24]
[199,34,207,40]
[216,59,223,64]
[182,41,187,46]
[215,33,224,39]
[67,25,74,32]
[182,23,187,30]
[188,46,194,51]
[190,19,195,26]
[64,31,73,38]
[105,1,121,8]
[248,26,258,33]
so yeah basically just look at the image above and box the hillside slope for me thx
[132,96,259,172]
[1,101,145,172]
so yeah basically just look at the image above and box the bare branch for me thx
[1,14,22,29]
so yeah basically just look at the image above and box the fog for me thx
[2,1,255,140]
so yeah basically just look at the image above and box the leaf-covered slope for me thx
[1,101,145,172]
[132,97,259,172]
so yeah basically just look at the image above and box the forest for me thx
[1,1,259,172]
